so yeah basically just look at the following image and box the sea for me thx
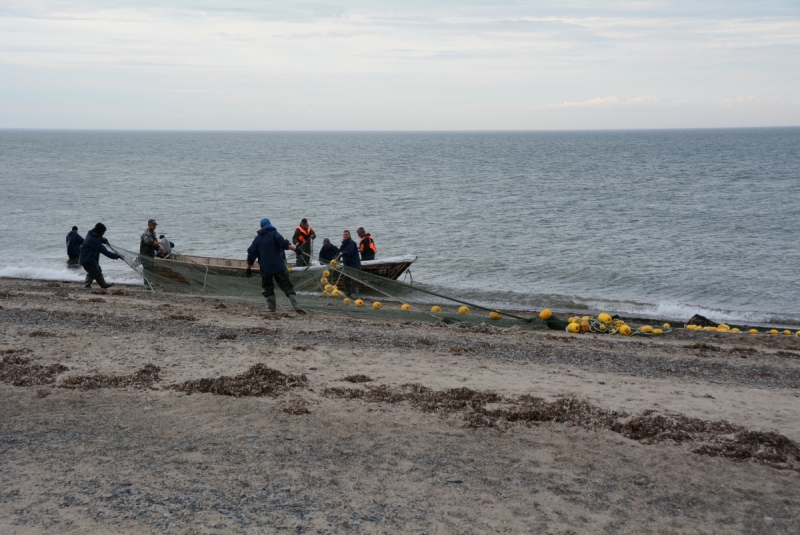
[1,129,799,326]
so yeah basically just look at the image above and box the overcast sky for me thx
[1,1,798,130]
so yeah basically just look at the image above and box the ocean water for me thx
[1,129,799,325]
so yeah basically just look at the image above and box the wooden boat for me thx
[153,253,417,290]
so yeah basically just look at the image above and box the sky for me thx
[1,1,798,130]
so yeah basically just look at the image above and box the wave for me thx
[0,265,142,286]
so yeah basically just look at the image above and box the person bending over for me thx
[79,223,120,289]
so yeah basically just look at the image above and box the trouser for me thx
[83,265,109,288]
[261,270,297,311]
[360,252,375,261]
[295,243,311,267]
[67,256,80,268]
[343,276,359,299]
[141,255,155,287]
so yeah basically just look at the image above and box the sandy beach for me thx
[2,277,800,534]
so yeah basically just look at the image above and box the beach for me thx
[2,277,800,534]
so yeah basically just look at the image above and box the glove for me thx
[113,254,121,260]
[245,267,252,278]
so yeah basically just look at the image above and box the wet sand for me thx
[2,278,800,534]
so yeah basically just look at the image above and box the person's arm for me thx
[291,228,302,246]
[98,243,120,260]
[77,235,84,246]
[309,228,316,240]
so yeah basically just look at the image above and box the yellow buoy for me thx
[749,328,759,334]
[343,297,351,306]
[598,313,612,323]
[580,317,590,332]
[539,309,552,320]
[320,277,328,285]
[458,306,470,315]
[581,315,590,321]
[287,267,292,273]
[401,303,411,311]
[770,329,779,335]
[718,324,730,330]
[323,270,330,278]
[795,331,800,337]
[489,311,502,320]
[619,325,632,336]
[663,323,671,329]
[355,299,364,307]
[598,323,607,331]
[653,328,663,335]
[373,301,382,310]
[567,322,580,333]
[784,330,792,335]
[641,325,653,334]
[612,319,624,327]
[331,289,341,298]
[731,327,740,333]
[324,284,332,293]
[431,305,442,313]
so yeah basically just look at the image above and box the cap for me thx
[148,219,158,226]
[323,238,330,244]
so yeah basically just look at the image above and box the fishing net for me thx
[107,244,547,330]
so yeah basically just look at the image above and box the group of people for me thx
[66,219,173,289]
[66,217,379,313]
[247,218,379,313]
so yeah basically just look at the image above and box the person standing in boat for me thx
[357,227,377,261]
[156,234,174,258]
[318,238,339,264]
[79,223,120,289]
[139,219,163,287]
[247,218,305,314]
[337,230,360,299]
[292,218,316,267]
[66,226,84,267]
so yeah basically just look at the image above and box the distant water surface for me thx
[1,129,798,324]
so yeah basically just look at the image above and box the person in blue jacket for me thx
[337,229,361,299]
[79,222,120,289]
[66,226,84,266]
[318,238,340,264]
[246,218,305,314]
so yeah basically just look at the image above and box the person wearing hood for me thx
[246,218,305,314]
[66,226,84,267]
[337,229,360,299]
[318,238,339,264]
[79,222,120,289]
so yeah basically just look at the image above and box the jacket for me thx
[339,237,361,268]
[66,231,84,258]
[79,230,119,269]
[247,225,292,276]
[359,234,377,259]
[318,244,340,263]
[140,228,158,257]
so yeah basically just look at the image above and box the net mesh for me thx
[107,244,546,330]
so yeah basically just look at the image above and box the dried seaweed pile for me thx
[59,364,161,390]
[172,364,307,397]
[0,354,68,386]
[323,382,800,471]
[343,374,373,383]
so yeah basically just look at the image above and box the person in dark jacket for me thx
[337,230,361,299]
[357,227,377,261]
[246,218,305,314]
[318,238,340,264]
[79,223,120,289]
[66,226,84,266]
[140,219,163,287]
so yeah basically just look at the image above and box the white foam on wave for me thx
[584,299,775,325]
[0,265,141,285]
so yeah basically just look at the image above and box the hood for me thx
[257,225,276,235]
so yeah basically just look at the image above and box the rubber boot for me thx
[266,295,277,313]
[288,293,306,315]
[84,273,93,289]
[98,276,114,290]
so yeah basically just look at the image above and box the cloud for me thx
[550,96,684,109]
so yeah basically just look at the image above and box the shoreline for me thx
[2,277,800,532]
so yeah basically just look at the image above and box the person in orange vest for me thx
[357,227,377,261]
[292,218,316,267]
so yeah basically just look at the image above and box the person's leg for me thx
[261,275,277,312]
[274,270,305,314]
[141,255,154,288]
[95,266,113,289]
[83,267,95,288]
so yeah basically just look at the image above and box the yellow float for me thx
[431,305,442,313]
[749,328,759,334]
[567,322,580,333]
[373,301,382,310]
[539,309,552,320]
[343,297,352,306]
[619,325,632,336]
[653,328,663,335]
[731,327,740,333]
[458,306,470,315]
[770,329,779,335]
[598,312,612,323]
[401,304,411,311]
[489,311,502,320]
[663,323,671,329]
[641,325,653,334]
[331,288,341,298]
[323,284,332,293]
[323,270,330,278]
[355,299,364,307]
[320,277,328,285]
